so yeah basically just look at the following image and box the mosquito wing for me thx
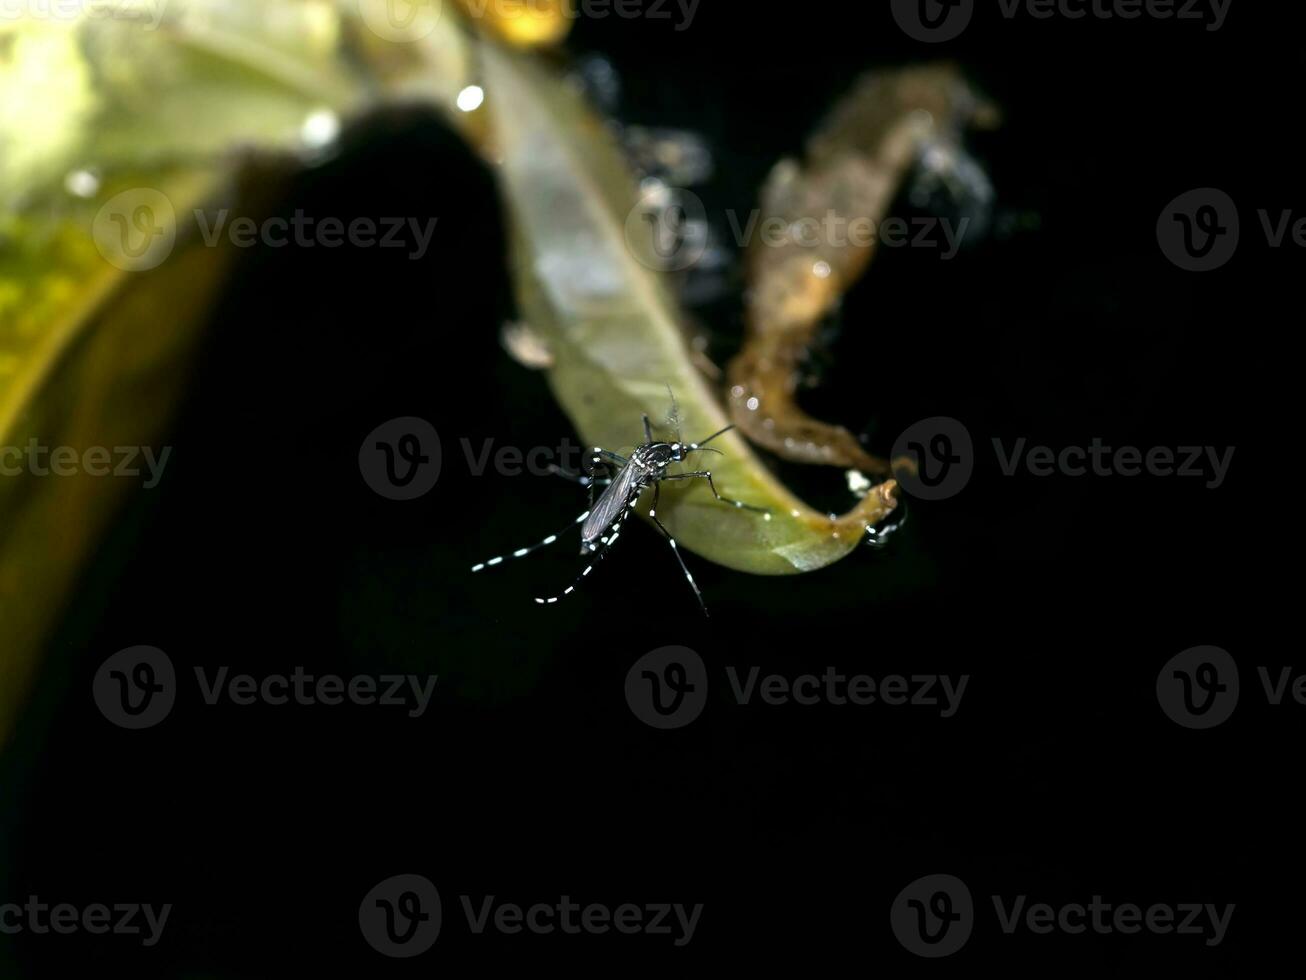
[582,461,642,544]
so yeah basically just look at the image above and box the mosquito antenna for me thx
[692,424,735,449]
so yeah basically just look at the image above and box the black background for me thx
[1,1,1296,973]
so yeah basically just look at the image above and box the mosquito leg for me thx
[643,414,654,444]
[535,502,634,605]
[471,509,592,572]
[648,483,708,617]
[663,471,770,516]
[576,455,618,513]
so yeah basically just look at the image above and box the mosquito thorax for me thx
[634,443,677,471]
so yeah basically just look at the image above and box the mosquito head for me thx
[669,440,722,462]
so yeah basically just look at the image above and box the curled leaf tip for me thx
[477,41,907,576]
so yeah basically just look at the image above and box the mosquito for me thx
[471,395,769,616]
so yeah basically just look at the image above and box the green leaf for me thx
[479,40,899,576]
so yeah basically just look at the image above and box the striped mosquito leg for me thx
[534,502,634,606]
[648,483,708,617]
[471,509,591,573]
[664,471,771,517]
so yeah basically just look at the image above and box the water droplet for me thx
[301,109,340,149]
[64,169,99,198]
[457,86,485,113]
